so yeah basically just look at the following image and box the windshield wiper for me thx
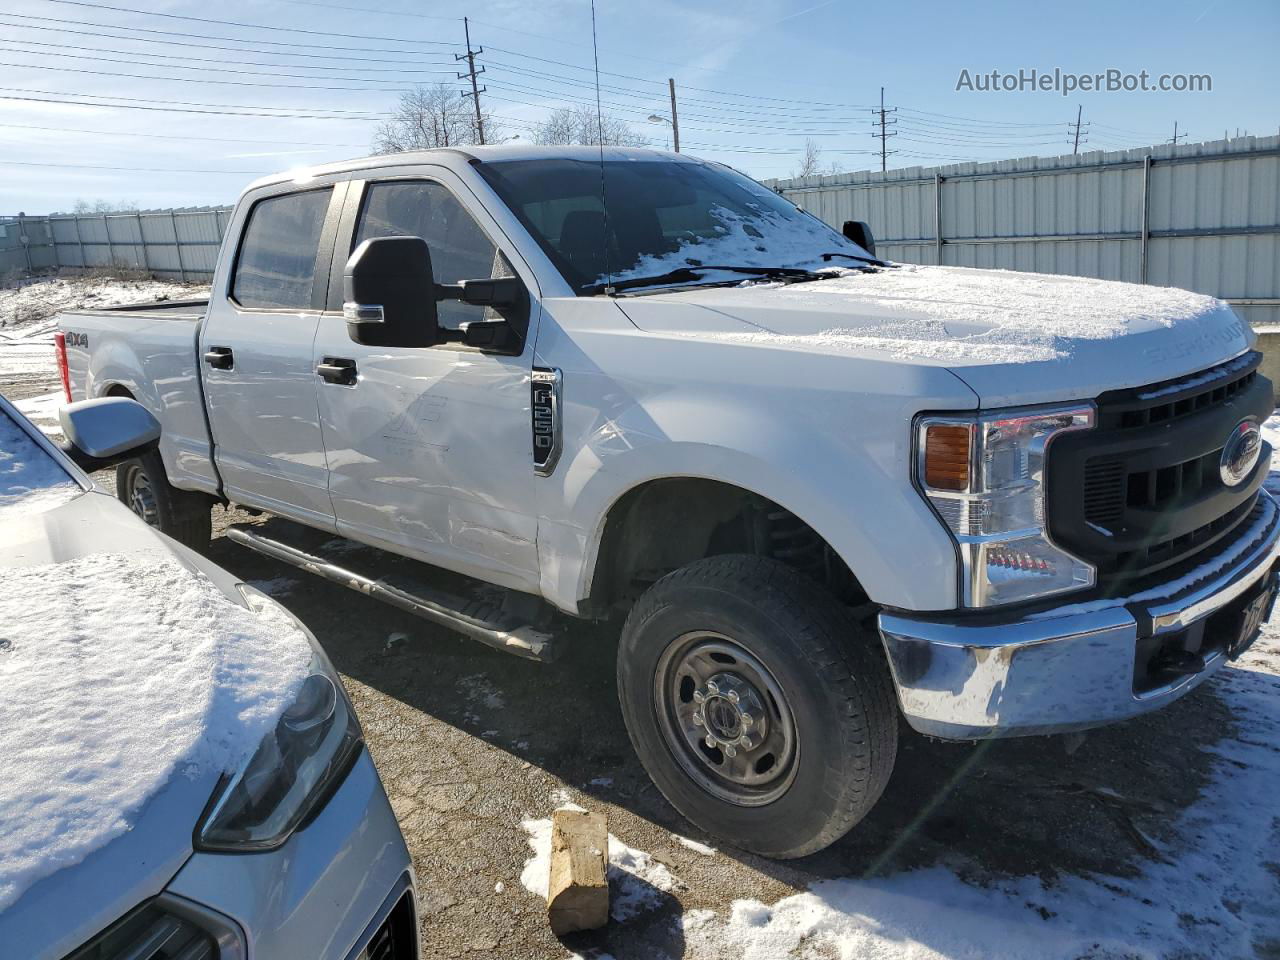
[582,264,829,295]
[819,251,891,268]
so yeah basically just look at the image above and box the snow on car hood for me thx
[617,265,1251,407]
[0,548,312,913]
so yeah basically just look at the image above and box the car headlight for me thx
[194,585,362,852]
[915,403,1096,607]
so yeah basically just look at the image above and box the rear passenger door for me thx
[201,182,345,530]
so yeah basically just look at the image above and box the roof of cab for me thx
[240,145,693,195]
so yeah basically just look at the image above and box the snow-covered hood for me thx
[0,491,312,958]
[617,265,1252,407]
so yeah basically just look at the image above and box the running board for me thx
[225,525,559,663]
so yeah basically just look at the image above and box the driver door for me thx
[312,172,543,594]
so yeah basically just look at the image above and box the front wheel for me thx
[116,448,212,550]
[617,555,898,859]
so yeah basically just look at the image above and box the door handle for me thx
[317,357,357,386]
[203,346,234,370]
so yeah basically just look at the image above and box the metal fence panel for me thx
[767,135,1280,328]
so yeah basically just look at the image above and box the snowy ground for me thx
[0,274,207,402]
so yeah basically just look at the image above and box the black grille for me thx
[65,901,216,960]
[1049,351,1273,587]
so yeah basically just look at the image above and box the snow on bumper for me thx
[879,491,1280,739]
[163,749,416,959]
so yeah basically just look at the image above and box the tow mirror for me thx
[842,220,876,257]
[343,236,441,348]
[58,397,160,471]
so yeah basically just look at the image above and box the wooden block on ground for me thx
[547,809,609,934]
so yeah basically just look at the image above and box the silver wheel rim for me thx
[125,466,160,527]
[654,631,799,807]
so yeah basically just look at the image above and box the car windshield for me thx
[0,405,80,521]
[475,155,869,294]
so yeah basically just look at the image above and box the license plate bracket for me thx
[1227,571,1278,660]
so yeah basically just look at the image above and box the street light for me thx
[648,114,673,151]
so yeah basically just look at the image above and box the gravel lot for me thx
[5,276,1278,958]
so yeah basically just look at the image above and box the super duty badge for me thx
[531,367,562,477]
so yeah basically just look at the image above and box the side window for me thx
[354,180,500,328]
[232,188,331,310]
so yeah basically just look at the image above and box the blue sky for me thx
[0,0,1276,212]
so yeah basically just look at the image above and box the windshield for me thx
[475,156,869,293]
[0,406,80,521]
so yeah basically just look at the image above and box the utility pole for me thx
[668,78,680,153]
[870,86,897,172]
[1068,104,1088,154]
[1168,121,1187,145]
[456,17,486,145]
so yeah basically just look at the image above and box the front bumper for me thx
[163,748,417,959]
[879,490,1280,740]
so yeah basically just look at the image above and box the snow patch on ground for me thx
[672,834,717,856]
[679,635,1280,959]
[520,803,682,924]
[0,408,79,521]
[671,265,1224,364]
[457,673,505,710]
[13,391,63,435]
[0,553,312,911]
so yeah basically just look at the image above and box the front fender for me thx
[536,381,966,614]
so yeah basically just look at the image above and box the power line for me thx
[0,11,453,57]
[0,36,456,74]
[0,120,366,147]
[1,159,270,174]
[38,0,461,47]
[0,86,390,119]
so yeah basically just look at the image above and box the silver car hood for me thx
[1,491,243,960]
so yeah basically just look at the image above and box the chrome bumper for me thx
[879,491,1280,740]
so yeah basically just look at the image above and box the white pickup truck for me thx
[58,145,1278,859]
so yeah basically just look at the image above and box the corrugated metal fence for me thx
[765,135,1280,327]
[0,206,232,282]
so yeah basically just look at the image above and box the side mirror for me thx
[343,236,440,348]
[842,220,876,257]
[58,397,160,471]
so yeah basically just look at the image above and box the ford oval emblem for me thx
[1220,419,1262,487]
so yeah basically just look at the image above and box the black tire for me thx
[116,447,212,550]
[617,555,897,859]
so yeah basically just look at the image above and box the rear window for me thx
[232,188,331,310]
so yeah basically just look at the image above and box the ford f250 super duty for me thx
[57,146,1277,858]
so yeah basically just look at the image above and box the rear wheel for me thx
[617,555,898,859]
[116,448,212,550]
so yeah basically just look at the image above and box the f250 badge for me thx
[531,367,562,477]
[65,331,89,348]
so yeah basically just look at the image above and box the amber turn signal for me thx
[924,424,971,491]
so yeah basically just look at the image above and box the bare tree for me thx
[70,199,141,214]
[532,105,650,147]
[372,83,498,153]
[792,138,824,178]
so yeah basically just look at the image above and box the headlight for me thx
[195,585,362,851]
[916,403,1096,607]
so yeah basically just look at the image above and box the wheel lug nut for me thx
[724,744,737,758]
[692,711,704,726]
[704,735,717,749]
[706,681,719,695]
[727,690,739,704]
[693,690,705,704]
[740,736,755,750]
[740,713,753,728]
